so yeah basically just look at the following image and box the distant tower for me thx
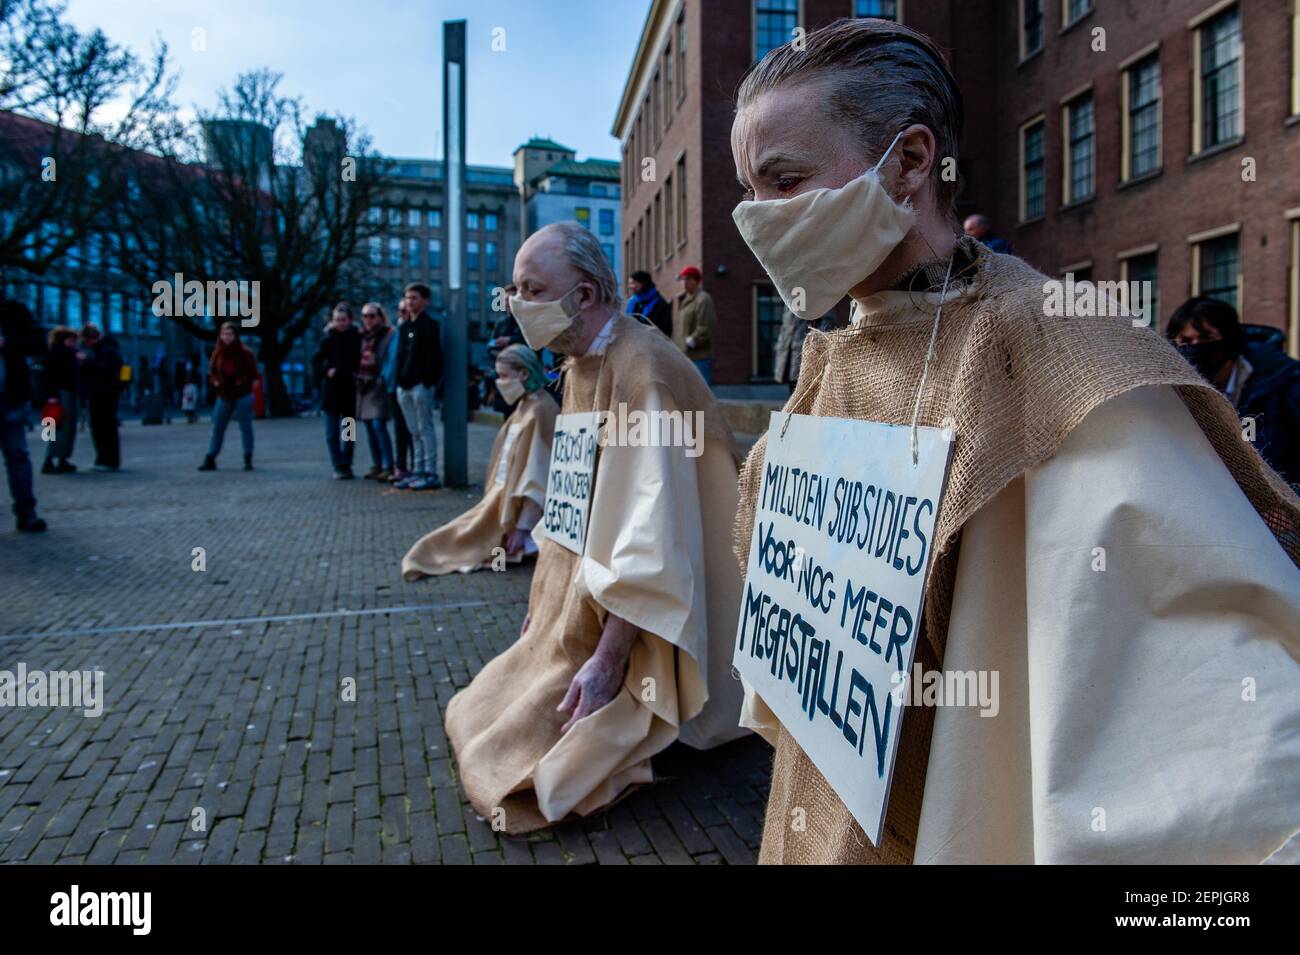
[511,138,575,243]
[201,119,274,191]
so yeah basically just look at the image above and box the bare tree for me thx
[117,69,390,417]
[0,0,173,274]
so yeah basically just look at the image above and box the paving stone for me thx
[0,416,772,864]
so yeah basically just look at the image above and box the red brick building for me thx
[613,0,1300,387]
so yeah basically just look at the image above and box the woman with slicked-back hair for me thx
[730,17,1300,865]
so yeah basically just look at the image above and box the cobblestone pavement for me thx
[0,413,770,864]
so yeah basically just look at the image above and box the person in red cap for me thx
[674,265,716,384]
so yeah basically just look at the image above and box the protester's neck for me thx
[849,217,959,300]
[565,307,618,358]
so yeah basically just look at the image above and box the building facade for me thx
[513,137,622,281]
[990,0,1300,357]
[615,0,1300,387]
[360,155,521,362]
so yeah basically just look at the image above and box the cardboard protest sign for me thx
[540,411,600,556]
[733,412,953,845]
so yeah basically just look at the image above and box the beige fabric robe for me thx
[445,316,747,833]
[401,389,557,579]
[742,287,1300,864]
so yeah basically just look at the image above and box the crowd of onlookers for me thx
[4,235,1298,533]
[305,282,445,489]
[0,298,130,531]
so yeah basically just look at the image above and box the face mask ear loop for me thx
[909,253,955,467]
[871,129,908,176]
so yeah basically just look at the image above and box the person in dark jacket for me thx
[40,326,81,474]
[313,302,363,479]
[199,322,259,471]
[394,283,444,490]
[487,283,527,363]
[1168,296,1300,489]
[355,303,396,480]
[625,271,673,338]
[80,325,124,471]
[0,297,48,530]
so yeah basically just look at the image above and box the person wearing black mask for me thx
[624,271,673,338]
[1168,296,1300,488]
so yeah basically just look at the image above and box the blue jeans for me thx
[363,418,393,471]
[396,385,438,477]
[324,412,355,472]
[207,394,254,459]
[1,402,36,517]
[692,358,713,385]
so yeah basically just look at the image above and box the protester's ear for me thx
[891,124,937,202]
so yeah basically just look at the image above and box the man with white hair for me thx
[444,221,747,832]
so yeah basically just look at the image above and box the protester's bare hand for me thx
[494,336,510,347]
[557,651,624,733]
[504,526,529,556]
[327,368,336,378]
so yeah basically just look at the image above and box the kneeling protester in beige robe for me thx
[735,244,1300,864]
[731,20,1299,865]
[445,223,747,834]
[402,346,557,578]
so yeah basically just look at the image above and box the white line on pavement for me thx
[0,598,529,642]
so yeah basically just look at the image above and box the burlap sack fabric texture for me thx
[446,316,744,833]
[733,237,1300,865]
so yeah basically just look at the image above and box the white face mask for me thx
[496,375,526,405]
[508,285,582,350]
[732,130,914,320]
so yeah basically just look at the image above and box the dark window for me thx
[1201,6,1242,149]
[1066,0,1093,27]
[755,0,798,61]
[1023,0,1043,56]
[1023,121,1046,219]
[1067,94,1095,202]
[854,0,897,19]
[1126,252,1159,328]
[1199,234,1239,309]
[1128,54,1161,178]
[754,285,785,379]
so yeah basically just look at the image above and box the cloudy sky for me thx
[63,0,647,167]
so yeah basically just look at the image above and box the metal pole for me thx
[441,19,468,486]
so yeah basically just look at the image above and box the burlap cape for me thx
[446,316,742,833]
[401,389,557,579]
[733,237,1300,864]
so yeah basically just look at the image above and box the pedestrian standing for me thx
[40,326,80,474]
[181,379,199,423]
[198,322,258,471]
[312,303,363,479]
[773,307,845,395]
[673,266,717,385]
[80,325,124,471]
[0,297,48,530]
[383,299,414,482]
[356,303,396,480]
[394,283,443,491]
[626,271,673,337]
